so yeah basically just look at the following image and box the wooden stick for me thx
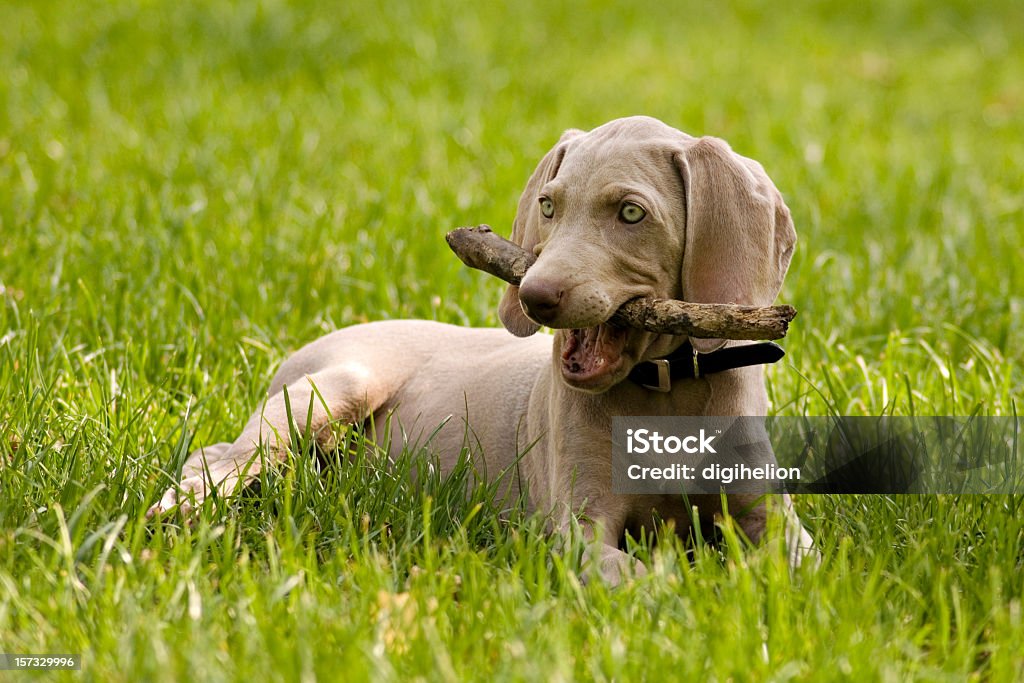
[446,225,796,340]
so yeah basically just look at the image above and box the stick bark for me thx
[446,225,797,340]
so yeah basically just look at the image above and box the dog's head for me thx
[498,116,796,393]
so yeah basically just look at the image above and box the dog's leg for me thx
[149,366,386,516]
[781,493,818,568]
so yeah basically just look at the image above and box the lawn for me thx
[1,0,1023,680]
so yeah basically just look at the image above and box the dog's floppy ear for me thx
[498,128,583,337]
[674,137,797,353]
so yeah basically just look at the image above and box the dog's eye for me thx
[619,202,646,224]
[539,197,554,218]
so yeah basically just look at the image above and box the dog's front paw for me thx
[582,544,647,587]
[146,476,212,519]
[146,443,254,519]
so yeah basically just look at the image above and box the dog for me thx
[150,116,815,582]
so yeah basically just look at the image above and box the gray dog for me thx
[151,116,815,583]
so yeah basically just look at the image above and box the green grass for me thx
[2,0,1024,680]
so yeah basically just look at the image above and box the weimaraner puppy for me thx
[151,116,815,582]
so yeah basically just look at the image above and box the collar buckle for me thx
[628,340,785,393]
[640,359,672,392]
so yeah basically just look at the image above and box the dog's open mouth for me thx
[560,323,629,387]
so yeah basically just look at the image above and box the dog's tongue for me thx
[561,323,628,380]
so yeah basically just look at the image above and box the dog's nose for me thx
[518,278,563,324]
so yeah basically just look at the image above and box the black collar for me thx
[627,340,785,392]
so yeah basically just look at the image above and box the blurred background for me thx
[1,0,1022,429]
